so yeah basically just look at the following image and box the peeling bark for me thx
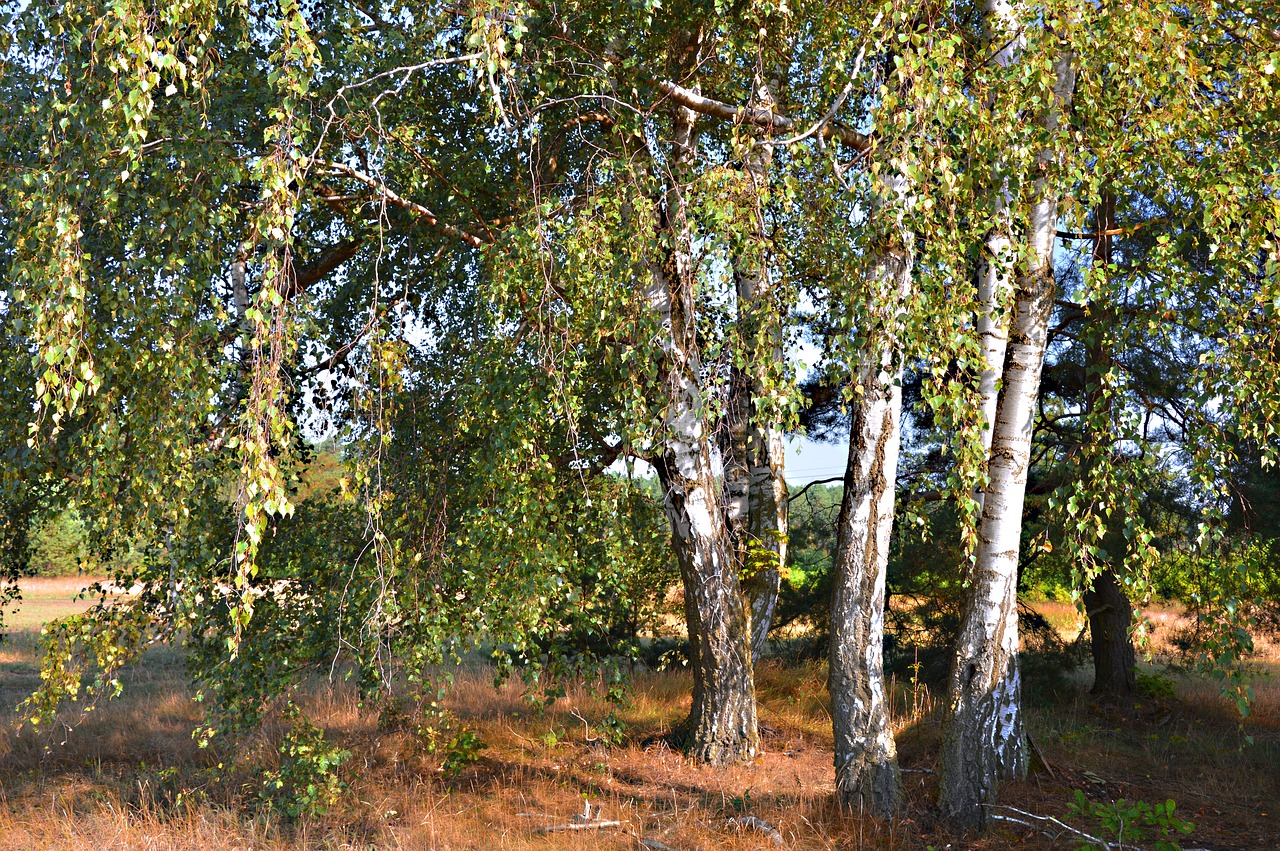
[939,47,1076,831]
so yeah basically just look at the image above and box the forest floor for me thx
[0,577,1277,850]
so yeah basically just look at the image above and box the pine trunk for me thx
[829,236,912,816]
[939,47,1076,831]
[1083,567,1136,698]
[1081,195,1136,702]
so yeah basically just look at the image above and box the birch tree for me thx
[827,158,914,815]
[937,37,1077,827]
[644,26,760,763]
[723,103,790,662]
[825,23,920,814]
[940,0,1279,826]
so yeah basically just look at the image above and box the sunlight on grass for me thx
[1,576,109,633]
[0,590,1276,849]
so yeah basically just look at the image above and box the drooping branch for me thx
[655,81,873,155]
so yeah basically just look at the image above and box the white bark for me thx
[939,47,1076,830]
[976,224,1014,464]
[829,163,915,816]
[974,0,1025,481]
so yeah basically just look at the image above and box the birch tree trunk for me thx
[938,49,1076,830]
[829,220,913,816]
[649,206,760,764]
[646,41,759,764]
[724,110,788,662]
[975,0,1025,481]
[743,416,788,660]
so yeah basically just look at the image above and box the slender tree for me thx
[939,27,1077,828]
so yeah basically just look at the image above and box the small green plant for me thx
[1135,670,1178,701]
[596,709,628,746]
[440,728,486,777]
[1068,789,1195,850]
[259,710,350,818]
[727,787,753,814]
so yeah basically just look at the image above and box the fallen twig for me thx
[985,804,1110,849]
[571,709,599,744]
[635,838,683,851]
[727,815,785,846]
[536,820,623,833]
[989,813,1058,842]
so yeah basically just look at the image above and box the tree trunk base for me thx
[836,757,900,817]
[1083,567,1136,701]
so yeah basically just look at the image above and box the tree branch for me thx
[287,238,364,297]
[787,476,844,503]
[655,81,873,154]
[321,161,493,247]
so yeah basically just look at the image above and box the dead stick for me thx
[536,820,623,833]
[984,804,1110,849]
[727,815,785,846]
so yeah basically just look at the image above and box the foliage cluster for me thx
[1068,790,1195,851]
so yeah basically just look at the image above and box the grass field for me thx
[0,579,1277,849]
[0,576,105,632]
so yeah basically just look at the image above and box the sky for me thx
[784,435,848,485]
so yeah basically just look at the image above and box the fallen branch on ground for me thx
[727,815,785,846]
[985,804,1110,849]
[635,838,684,851]
[536,820,623,833]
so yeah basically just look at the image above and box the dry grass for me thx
[0,585,1277,849]
[0,576,107,633]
